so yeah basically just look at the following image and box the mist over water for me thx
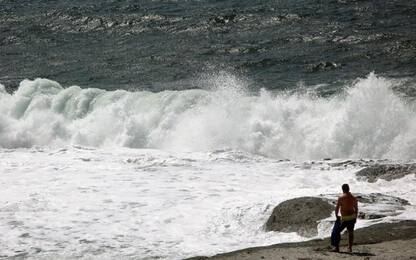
[1,73,415,160]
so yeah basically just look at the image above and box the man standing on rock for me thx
[332,184,358,253]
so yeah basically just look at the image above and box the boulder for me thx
[265,194,409,237]
[355,164,416,183]
[355,193,409,219]
[265,197,333,237]
[321,193,410,220]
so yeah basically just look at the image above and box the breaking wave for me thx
[0,73,415,160]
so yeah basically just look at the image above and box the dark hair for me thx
[342,184,350,193]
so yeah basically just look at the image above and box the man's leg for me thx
[346,220,356,252]
[333,231,340,252]
[347,230,353,252]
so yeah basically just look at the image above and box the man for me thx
[332,184,358,253]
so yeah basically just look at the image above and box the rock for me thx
[355,163,416,183]
[328,159,380,168]
[187,221,416,260]
[265,194,409,237]
[354,193,409,205]
[265,197,333,237]
[355,193,409,220]
[307,61,338,72]
[321,193,409,220]
[352,220,416,244]
[211,14,237,24]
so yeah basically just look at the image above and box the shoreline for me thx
[188,220,416,260]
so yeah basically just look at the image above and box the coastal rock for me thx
[188,221,416,260]
[210,13,237,24]
[265,197,333,237]
[355,163,416,183]
[357,193,409,219]
[265,194,409,237]
[321,193,409,220]
[307,61,338,72]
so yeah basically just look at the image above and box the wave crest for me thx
[1,73,415,160]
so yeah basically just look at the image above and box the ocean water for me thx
[1,0,416,92]
[1,0,416,259]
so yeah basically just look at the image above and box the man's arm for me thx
[335,198,340,219]
[353,198,358,218]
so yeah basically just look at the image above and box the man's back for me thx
[338,192,357,217]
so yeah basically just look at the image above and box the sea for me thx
[1,0,416,259]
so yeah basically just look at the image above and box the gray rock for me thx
[211,14,237,24]
[265,193,409,237]
[265,197,333,237]
[355,163,416,183]
[187,221,416,260]
[356,193,409,219]
[321,193,409,220]
[328,159,375,168]
[354,193,409,205]
[307,61,338,72]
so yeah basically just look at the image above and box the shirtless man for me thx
[334,184,358,252]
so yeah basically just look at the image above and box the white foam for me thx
[1,74,415,258]
[1,73,415,160]
[0,148,415,259]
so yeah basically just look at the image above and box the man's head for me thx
[342,184,350,193]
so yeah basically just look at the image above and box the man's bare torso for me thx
[338,193,358,217]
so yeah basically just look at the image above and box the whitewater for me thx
[1,73,416,259]
[1,73,415,159]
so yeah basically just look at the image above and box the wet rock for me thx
[355,163,416,183]
[328,159,386,169]
[79,239,95,244]
[19,233,30,238]
[7,220,24,227]
[307,61,338,72]
[265,193,409,237]
[211,13,236,24]
[187,221,416,259]
[322,193,410,220]
[265,197,333,237]
[355,193,409,205]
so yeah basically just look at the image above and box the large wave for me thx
[0,73,415,160]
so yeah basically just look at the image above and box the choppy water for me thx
[1,1,416,259]
[1,0,416,93]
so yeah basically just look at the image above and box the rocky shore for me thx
[189,221,416,260]
[188,163,416,260]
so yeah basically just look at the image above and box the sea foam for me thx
[0,73,415,160]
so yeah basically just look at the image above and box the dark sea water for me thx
[1,0,416,94]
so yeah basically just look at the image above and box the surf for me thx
[0,73,415,160]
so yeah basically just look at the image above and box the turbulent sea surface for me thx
[1,0,416,92]
[1,0,416,259]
